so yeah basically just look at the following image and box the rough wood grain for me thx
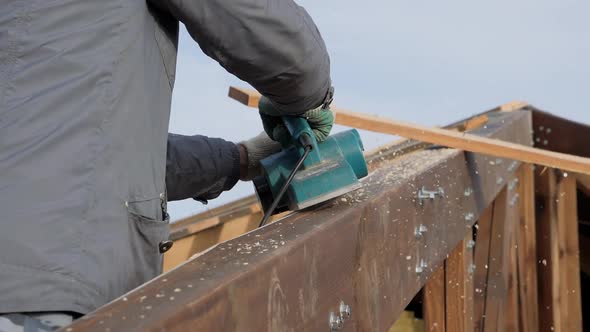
[505,222,519,332]
[482,188,512,332]
[445,231,474,332]
[62,111,531,332]
[473,206,493,332]
[424,265,446,332]
[556,175,582,332]
[516,164,540,332]
[535,168,562,332]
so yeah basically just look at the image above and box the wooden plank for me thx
[535,168,562,332]
[334,110,590,175]
[229,86,489,136]
[445,231,474,332]
[228,86,260,107]
[228,87,590,174]
[424,264,446,332]
[482,187,512,332]
[556,175,583,332]
[516,164,540,332]
[473,206,493,332]
[505,223,519,332]
[64,111,531,332]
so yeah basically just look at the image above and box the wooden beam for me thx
[164,98,497,271]
[516,164,540,332]
[424,264,446,332]
[65,111,531,332]
[445,231,474,332]
[556,175,582,332]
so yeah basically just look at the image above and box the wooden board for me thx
[473,206,493,332]
[535,168,562,332]
[64,111,531,332]
[516,164,540,332]
[556,175,582,332]
[424,265,446,332]
[228,86,590,175]
[445,231,474,332]
[505,221,519,332]
[482,188,512,332]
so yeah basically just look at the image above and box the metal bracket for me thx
[418,186,445,205]
[329,312,343,331]
[415,259,428,274]
[339,301,352,321]
[414,224,428,239]
[329,301,352,331]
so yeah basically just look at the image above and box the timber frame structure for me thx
[62,105,589,332]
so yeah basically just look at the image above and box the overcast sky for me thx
[167,0,590,221]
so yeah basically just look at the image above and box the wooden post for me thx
[536,168,562,331]
[473,206,493,331]
[516,164,540,332]
[556,174,582,332]
[424,264,446,332]
[445,230,475,332]
[483,187,516,332]
[505,225,519,332]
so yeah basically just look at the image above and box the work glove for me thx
[239,132,282,181]
[258,88,335,146]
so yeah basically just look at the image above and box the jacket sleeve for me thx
[166,133,241,201]
[151,0,332,114]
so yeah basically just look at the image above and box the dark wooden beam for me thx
[63,111,531,332]
[164,103,496,272]
[532,110,590,158]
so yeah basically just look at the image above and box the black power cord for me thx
[258,145,312,227]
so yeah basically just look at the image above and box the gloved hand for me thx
[258,91,335,146]
[238,132,282,181]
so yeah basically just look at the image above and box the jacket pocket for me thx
[126,195,171,278]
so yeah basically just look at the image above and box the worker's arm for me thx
[166,134,240,201]
[150,0,332,114]
[166,132,281,201]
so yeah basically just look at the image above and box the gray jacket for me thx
[0,0,330,314]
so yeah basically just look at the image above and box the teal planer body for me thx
[253,116,368,215]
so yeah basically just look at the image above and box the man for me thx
[0,0,333,330]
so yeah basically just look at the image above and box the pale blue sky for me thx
[168,0,590,220]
